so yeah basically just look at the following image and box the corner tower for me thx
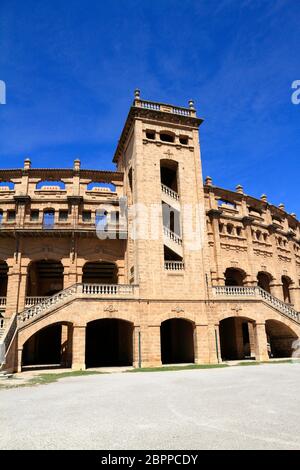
[114,91,207,300]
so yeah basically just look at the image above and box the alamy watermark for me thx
[291,80,300,105]
[0,80,6,104]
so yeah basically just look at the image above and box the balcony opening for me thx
[59,210,68,222]
[0,261,8,297]
[257,271,272,293]
[30,210,39,221]
[0,181,14,191]
[26,260,64,297]
[95,209,108,230]
[0,210,3,225]
[82,210,92,222]
[179,135,188,145]
[43,209,55,228]
[224,267,246,286]
[161,318,195,364]
[22,323,72,370]
[266,320,298,358]
[160,159,178,193]
[36,180,65,190]
[219,317,256,361]
[146,130,155,140]
[160,131,175,143]
[282,275,292,304]
[85,319,133,368]
[7,210,16,222]
[162,203,180,236]
[87,182,116,192]
[82,261,117,284]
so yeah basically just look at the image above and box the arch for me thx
[0,181,15,190]
[160,318,195,364]
[43,208,55,228]
[0,260,8,297]
[82,261,118,284]
[160,159,178,193]
[224,267,246,286]
[282,275,292,304]
[257,271,273,293]
[26,259,64,297]
[87,182,116,192]
[219,316,256,360]
[85,318,133,368]
[22,322,73,370]
[36,180,65,190]
[265,319,298,358]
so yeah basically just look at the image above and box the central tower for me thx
[114,90,208,300]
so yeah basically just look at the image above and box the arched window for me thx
[160,131,175,143]
[36,180,65,190]
[43,209,55,228]
[225,268,246,286]
[87,182,116,192]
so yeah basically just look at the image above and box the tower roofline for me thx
[113,93,204,164]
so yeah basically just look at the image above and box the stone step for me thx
[0,372,13,380]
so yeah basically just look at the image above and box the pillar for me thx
[17,347,23,373]
[61,324,72,367]
[248,322,256,358]
[72,325,86,370]
[133,325,141,368]
[270,280,284,301]
[289,286,300,310]
[145,325,162,367]
[208,323,220,363]
[195,324,210,364]
[255,322,269,362]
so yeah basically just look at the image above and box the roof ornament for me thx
[74,158,81,171]
[205,176,213,186]
[24,158,31,170]
[134,89,141,100]
[236,184,244,194]
[260,194,268,202]
[278,203,285,211]
[188,99,195,110]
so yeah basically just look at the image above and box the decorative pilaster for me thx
[72,325,86,370]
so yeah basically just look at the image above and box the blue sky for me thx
[0,0,299,212]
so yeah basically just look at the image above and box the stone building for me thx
[0,91,299,373]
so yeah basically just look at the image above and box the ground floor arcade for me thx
[15,310,299,373]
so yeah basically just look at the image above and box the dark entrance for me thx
[85,319,133,368]
[219,317,255,360]
[161,318,194,364]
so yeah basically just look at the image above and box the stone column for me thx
[6,269,27,316]
[145,325,162,367]
[289,286,300,310]
[248,322,256,358]
[72,325,86,370]
[17,347,23,373]
[255,322,269,362]
[207,323,220,364]
[195,324,210,364]
[270,280,284,301]
[133,325,141,368]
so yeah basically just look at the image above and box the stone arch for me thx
[224,267,247,286]
[160,317,195,364]
[22,321,73,370]
[265,319,298,358]
[219,315,257,360]
[0,260,8,297]
[160,158,179,193]
[82,261,118,284]
[257,271,273,293]
[26,259,64,297]
[85,317,134,368]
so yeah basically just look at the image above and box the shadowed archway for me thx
[160,318,195,364]
[219,316,256,360]
[266,319,298,358]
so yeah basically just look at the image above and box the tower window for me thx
[160,132,175,143]
[7,210,16,221]
[179,136,188,145]
[146,130,155,140]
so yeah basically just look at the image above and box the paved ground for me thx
[1,363,300,450]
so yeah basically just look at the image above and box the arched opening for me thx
[160,159,178,193]
[161,318,195,364]
[282,276,292,304]
[265,320,298,358]
[26,260,64,297]
[219,316,256,360]
[85,319,133,368]
[0,261,8,297]
[224,268,246,286]
[257,271,272,293]
[36,180,65,190]
[22,322,73,370]
[82,261,118,284]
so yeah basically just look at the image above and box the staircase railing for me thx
[161,183,179,201]
[0,313,17,366]
[163,226,182,245]
[212,285,300,323]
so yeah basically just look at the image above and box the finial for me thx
[236,184,244,194]
[290,213,296,218]
[188,99,195,110]
[205,176,213,186]
[260,194,268,202]
[74,158,81,171]
[24,158,31,170]
[278,203,285,211]
[134,89,141,100]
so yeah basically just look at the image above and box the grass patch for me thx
[128,363,229,373]
[26,370,104,386]
[235,361,260,366]
[261,359,300,365]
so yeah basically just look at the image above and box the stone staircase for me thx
[163,226,183,257]
[161,183,180,211]
[0,282,138,369]
[212,285,300,324]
